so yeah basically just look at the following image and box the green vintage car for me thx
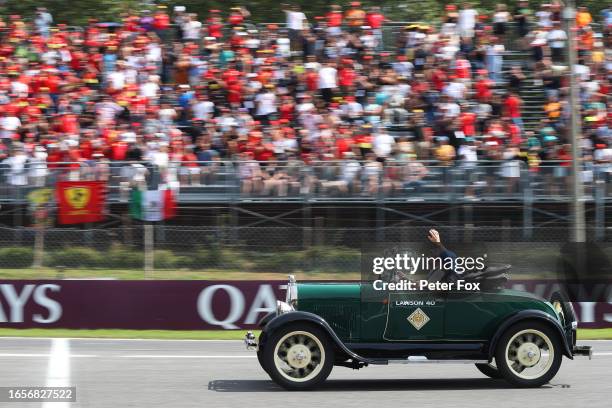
[245,274,592,390]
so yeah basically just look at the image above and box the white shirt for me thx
[158,108,177,124]
[595,148,612,163]
[536,10,552,28]
[140,82,159,98]
[255,92,277,116]
[151,151,169,168]
[458,8,477,30]
[146,44,162,63]
[192,100,215,120]
[276,38,291,58]
[374,133,396,158]
[108,70,126,90]
[3,153,29,186]
[342,160,361,181]
[493,11,510,23]
[11,81,29,96]
[458,145,478,167]
[444,81,466,100]
[343,102,363,118]
[286,11,307,30]
[183,20,202,40]
[96,101,122,122]
[547,29,567,48]
[318,66,337,89]
[392,61,413,78]
[29,151,48,177]
[0,116,21,138]
[574,64,590,82]
[440,102,461,118]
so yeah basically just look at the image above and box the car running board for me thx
[388,356,489,364]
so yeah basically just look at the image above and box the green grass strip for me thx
[0,328,608,340]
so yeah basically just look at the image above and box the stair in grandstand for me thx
[501,50,547,132]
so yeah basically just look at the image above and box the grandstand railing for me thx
[1,160,609,204]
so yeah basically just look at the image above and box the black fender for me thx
[258,312,276,328]
[488,310,572,360]
[260,311,385,365]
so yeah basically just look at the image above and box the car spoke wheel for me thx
[263,324,334,390]
[495,322,562,387]
[505,329,553,380]
[274,331,324,382]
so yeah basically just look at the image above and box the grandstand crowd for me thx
[0,2,610,198]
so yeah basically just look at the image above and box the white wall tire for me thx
[263,324,334,390]
[495,322,562,387]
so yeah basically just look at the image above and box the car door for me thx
[383,290,445,340]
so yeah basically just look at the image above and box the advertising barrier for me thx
[0,280,610,329]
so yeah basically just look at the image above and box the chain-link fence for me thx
[0,225,609,279]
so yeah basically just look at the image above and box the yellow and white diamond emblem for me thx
[407,308,430,330]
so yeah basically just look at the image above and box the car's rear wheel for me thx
[475,361,502,379]
[495,322,562,387]
[262,324,334,390]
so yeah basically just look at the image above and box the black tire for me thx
[495,321,563,387]
[475,362,502,379]
[257,348,268,373]
[262,323,334,390]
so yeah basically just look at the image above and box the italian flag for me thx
[130,187,176,221]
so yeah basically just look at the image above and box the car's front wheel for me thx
[262,324,334,390]
[495,321,562,387]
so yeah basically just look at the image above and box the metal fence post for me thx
[144,223,154,279]
[33,223,45,268]
[595,179,605,241]
[463,204,473,243]
[523,167,533,239]
[376,169,385,242]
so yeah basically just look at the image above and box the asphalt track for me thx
[0,338,610,408]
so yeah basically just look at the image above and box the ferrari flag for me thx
[56,181,106,224]
[130,187,176,221]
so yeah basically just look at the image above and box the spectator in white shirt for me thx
[140,75,160,99]
[255,86,277,123]
[3,146,29,186]
[458,2,478,38]
[547,23,567,62]
[318,62,337,103]
[182,14,202,41]
[0,111,21,141]
[374,131,396,158]
[191,93,215,121]
[283,5,307,51]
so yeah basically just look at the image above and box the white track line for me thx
[0,337,243,342]
[42,338,71,408]
[0,353,95,358]
[121,355,257,358]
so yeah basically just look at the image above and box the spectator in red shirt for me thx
[366,6,387,50]
[504,92,524,131]
[326,5,343,36]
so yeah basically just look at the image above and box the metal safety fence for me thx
[2,160,611,204]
